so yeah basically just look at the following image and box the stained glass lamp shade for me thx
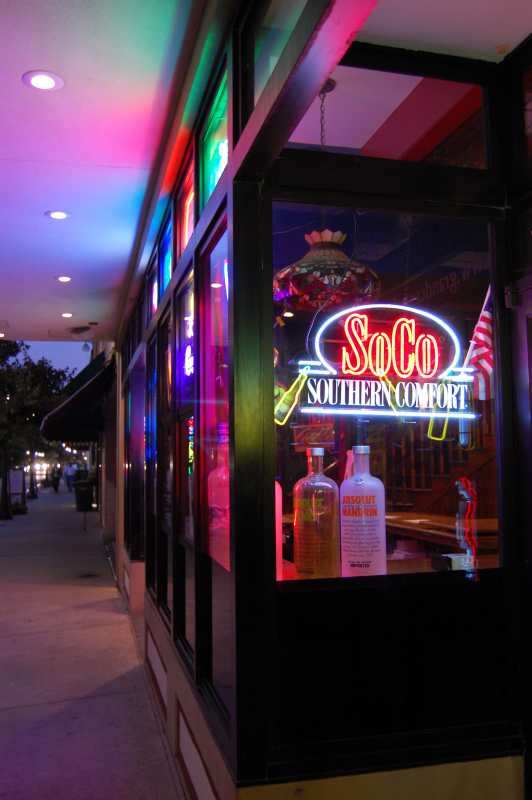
[273,229,380,313]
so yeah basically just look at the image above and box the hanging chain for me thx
[404,215,412,305]
[319,90,326,150]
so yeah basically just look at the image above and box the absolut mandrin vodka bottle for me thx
[340,445,387,577]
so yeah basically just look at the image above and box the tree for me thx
[0,342,74,518]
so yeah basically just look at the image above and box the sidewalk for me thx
[0,486,185,800]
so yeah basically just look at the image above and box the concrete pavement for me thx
[0,485,185,800]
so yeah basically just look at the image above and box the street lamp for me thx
[27,448,38,500]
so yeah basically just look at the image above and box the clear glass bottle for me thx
[340,445,387,577]
[293,447,340,579]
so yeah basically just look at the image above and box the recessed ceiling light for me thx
[211,283,222,288]
[0,333,4,338]
[45,210,71,220]
[62,313,73,318]
[57,276,71,282]
[22,71,64,91]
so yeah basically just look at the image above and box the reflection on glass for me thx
[160,220,172,294]
[273,202,498,580]
[180,163,194,253]
[204,235,230,571]
[185,545,195,651]
[185,416,195,543]
[201,76,228,209]
[254,0,308,104]
[146,260,158,323]
[202,229,232,714]
[180,273,195,406]
[145,341,157,592]
[289,65,485,169]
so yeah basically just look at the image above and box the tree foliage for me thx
[0,342,75,464]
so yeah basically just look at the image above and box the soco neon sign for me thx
[298,304,475,420]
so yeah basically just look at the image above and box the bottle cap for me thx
[307,447,324,456]
[353,445,370,454]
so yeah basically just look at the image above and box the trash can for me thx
[74,481,94,512]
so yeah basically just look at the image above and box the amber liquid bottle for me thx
[293,447,340,579]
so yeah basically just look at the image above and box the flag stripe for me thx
[469,288,494,401]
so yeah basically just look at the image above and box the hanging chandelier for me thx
[273,229,380,313]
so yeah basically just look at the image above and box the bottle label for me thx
[340,486,386,576]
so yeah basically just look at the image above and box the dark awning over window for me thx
[40,356,116,443]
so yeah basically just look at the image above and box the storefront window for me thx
[177,161,194,256]
[179,273,195,407]
[157,314,173,618]
[160,218,173,295]
[273,202,498,580]
[147,259,158,323]
[289,66,486,169]
[145,339,157,593]
[200,75,228,211]
[254,0,308,104]
[176,271,195,652]
[201,229,232,713]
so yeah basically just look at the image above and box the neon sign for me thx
[298,304,474,420]
[184,344,194,376]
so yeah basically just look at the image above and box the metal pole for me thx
[0,450,12,520]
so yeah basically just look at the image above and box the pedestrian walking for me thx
[51,465,62,493]
[63,462,77,492]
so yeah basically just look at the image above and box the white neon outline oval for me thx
[314,303,460,380]
[300,407,476,419]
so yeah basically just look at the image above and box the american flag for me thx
[467,287,494,401]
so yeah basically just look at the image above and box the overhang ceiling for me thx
[1,0,531,344]
[0,0,202,343]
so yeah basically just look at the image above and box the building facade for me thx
[115,1,532,797]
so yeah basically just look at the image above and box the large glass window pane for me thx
[179,274,195,406]
[201,229,232,713]
[145,339,157,592]
[160,218,173,296]
[200,76,228,210]
[289,66,486,169]
[156,316,173,617]
[147,260,158,323]
[254,0,308,104]
[175,270,196,654]
[124,368,146,561]
[273,202,498,580]
[183,415,196,650]
[177,161,194,257]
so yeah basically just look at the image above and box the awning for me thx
[40,356,116,443]
[63,350,106,397]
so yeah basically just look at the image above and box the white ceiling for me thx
[0,0,198,342]
[1,0,532,343]
[357,0,532,61]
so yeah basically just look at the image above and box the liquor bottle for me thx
[293,447,340,579]
[340,445,386,577]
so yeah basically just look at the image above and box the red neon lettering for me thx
[392,318,416,378]
[368,331,392,377]
[339,315,443,380]
[415,334,439,378]
[342,313,369,376]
